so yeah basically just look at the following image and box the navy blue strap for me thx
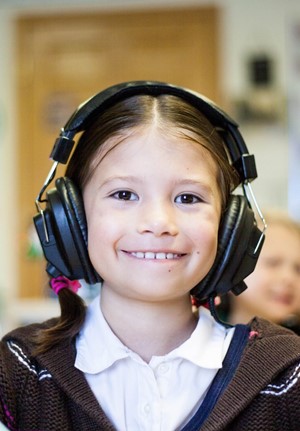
[181,324,249,431]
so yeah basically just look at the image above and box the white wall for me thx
[0,0,299,330]
[220,0,300,218]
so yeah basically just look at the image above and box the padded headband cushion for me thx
[51,81,255,185]
[64,81,239,134]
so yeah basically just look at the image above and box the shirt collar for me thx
[75,294,234,374]
[164,306,234,368]
[75,295,131,373]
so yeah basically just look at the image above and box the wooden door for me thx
[17,7,220,297]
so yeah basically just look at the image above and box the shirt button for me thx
[158,363,169,374]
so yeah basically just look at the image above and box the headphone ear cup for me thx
[46,177,99,284]
[191,194,264,302]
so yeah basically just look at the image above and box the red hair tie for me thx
[50,276,81,295]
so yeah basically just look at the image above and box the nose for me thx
[137,201,179,237]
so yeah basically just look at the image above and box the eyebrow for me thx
[99,175,142,188]
[100,175,214,194]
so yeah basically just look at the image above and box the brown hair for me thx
[34,93,239,354]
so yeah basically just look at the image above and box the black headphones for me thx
[34,81,266,302]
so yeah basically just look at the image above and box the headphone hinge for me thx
[50,133,75,164]
[233,154,257,182]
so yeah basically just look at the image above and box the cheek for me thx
[87,223,106,270]
[193,221,219,262]
[86,212,116,261]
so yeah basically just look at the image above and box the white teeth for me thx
[166,253,175,259]
[131,252,179,259]
[145,252,155,259]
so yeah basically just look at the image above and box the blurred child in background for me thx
[219,210,300,334]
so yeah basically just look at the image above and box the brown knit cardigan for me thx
[0,317,300,431]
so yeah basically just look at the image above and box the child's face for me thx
[83,125,222,303]
[235,224,300,323]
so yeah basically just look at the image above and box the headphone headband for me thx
[49,81,257,184]
[64,81,238,133]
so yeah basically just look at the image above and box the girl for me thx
[0,81,299,430]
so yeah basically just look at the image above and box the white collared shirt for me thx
[75,295,235,431]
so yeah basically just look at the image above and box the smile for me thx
[128,251,184,260]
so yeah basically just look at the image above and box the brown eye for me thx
[112,190,138,201]
[175,194,200,204]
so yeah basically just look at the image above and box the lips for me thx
[128,251,184,259]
